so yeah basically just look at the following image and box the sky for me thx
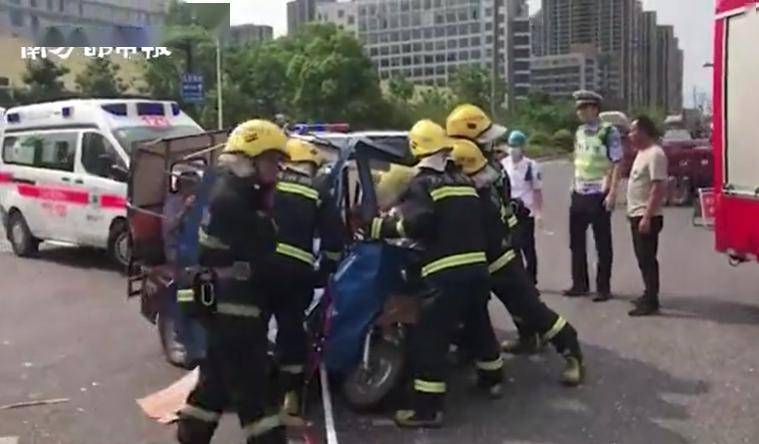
[231,0,714,103]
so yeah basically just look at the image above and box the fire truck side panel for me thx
[712,1,759,261]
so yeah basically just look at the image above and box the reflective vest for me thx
[574,122,613,182]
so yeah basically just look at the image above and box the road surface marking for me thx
[319,363,339,444]
[0,437,19,444]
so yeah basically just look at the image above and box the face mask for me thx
[508,147,523,160]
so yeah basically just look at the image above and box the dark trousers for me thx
[629,216,663,306]
[178,315,285,444]
[516,215,538,284]
[261,270,314,392]
[569,192,613,293]
[410,277,501,413]
[492,258,581,357]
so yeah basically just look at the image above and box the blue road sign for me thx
[181,73,204,104]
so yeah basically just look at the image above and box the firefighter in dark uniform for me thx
[446,105,541,352]
[365,120,503,428]
[451,139,585,386]
[264,138,344,421]
[176,120,288,444]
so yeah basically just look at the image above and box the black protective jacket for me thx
[266,169,345,277]
[371,166,488,283]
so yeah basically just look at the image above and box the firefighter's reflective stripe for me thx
[488,249,517,274]
[180,405,221,423]
[396,218,407,237]
[430,186,479,201]
[323,250,341,261]
[216,303,261,318]
[177,289,195,303]
[280,364,304,374]
[243,414,282,439]
[198,228,230,250]
[421,251,487,277]
[370,217,383,239]
[414,379,446,393]
[542,316,568,342]
[276,182,320,202]
[508,215,518,228]
[476,356,504,371]
[275,242,315,265]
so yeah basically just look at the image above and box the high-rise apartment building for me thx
[530,51,600,100]
[507,0,531,100]
[656,25,683,113]
[0,0,168,46]
[533,0,682,110]
[316,0,529,101]
[288,0,335,35]
[316,1,358,33]
[229,24,273,47]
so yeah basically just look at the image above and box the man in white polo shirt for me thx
[501,130,543,285]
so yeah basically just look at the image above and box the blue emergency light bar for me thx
[6,113,20,123]
[292,123,350,134]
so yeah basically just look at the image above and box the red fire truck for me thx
[706,0,759,263]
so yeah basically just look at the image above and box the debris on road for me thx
[137,368,198,424]
[0,398,70,410]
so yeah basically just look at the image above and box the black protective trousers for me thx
[177,284,285,444]
[516,215,538,285]
[569,192,613,293]
[260,269,314,393]
[492,259,581,358]
[409,277,502,414]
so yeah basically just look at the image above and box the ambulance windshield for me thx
[113,125,203,152]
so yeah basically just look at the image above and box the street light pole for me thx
[216,36,223,130]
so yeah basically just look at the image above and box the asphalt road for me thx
[1,160,758,444]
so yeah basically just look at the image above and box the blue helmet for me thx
[508,130,527,147]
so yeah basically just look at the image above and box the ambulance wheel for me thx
[7,211,39,257]
[108,220,130,270]
[342,339,405,410]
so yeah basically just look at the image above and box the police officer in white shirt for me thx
[500,130,543,285]
[564,90,623,302]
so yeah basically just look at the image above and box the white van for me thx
[0,99,203,267]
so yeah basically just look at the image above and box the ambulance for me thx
[0,99,203,267]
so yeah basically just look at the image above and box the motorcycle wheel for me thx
[342,338,405,410]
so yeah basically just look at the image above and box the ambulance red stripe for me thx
[0,172,12,183]
[100,195,127,209]
[17,184,89,205]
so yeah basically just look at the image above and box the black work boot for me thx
[628,302,660,317]
[562,287,589,298]
[249,426,287,444]
[177,418,216,444]
[394,392,444,429]
[592,291,613,302]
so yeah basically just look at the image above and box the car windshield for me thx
[113,125,203,153]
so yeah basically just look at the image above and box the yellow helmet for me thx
[446,104,507,144]
[224,119,288,158]
[285,138,323,166]
[451,138,488,175]
[408,119,453,158]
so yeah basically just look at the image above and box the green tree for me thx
[449,66,505,113]
[18,59,71,104]
[388,75,414,102]
[286,24,385,127]
[412,88,454,125]
[75,57,128,97]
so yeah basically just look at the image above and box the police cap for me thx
[573,90,603,108]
